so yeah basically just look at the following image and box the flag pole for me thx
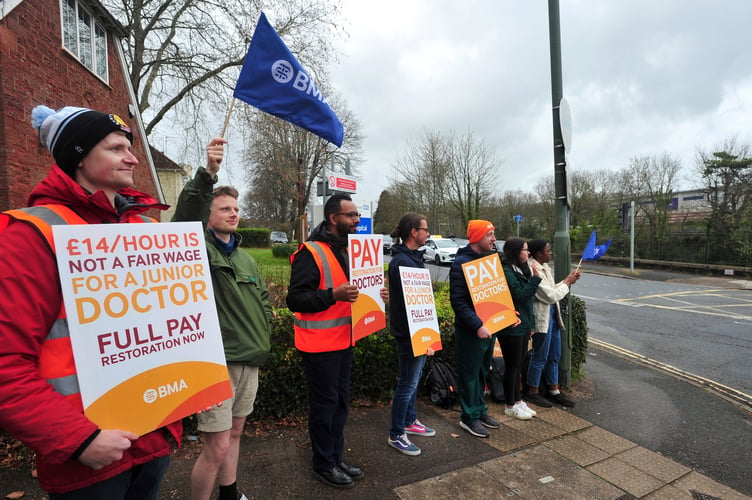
[220,35,250,139]
[575,258,582,273]
[219,98,236,139]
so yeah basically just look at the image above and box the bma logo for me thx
[270,59,327,103]
[143,379,189,404]
[271,60,294,83]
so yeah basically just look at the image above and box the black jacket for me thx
[387,243,425,338]
[286,221,349,313]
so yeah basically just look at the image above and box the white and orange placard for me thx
[461,253,517,334]
[399,267,442,356]
[53,222,232,436]
[348,234,386,343]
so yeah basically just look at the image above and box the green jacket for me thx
[172,167,271,365]
[500,263,541,337]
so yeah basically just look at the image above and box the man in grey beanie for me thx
[0,104,180,498]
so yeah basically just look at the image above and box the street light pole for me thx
[548,0,573,387]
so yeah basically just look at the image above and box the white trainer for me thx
[517,401,537,417]
[504,404,532,420]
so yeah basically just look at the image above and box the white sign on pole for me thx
[559,97,572,152]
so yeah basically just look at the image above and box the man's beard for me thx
[335,219,354,236]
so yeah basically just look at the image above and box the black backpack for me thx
[486,356,505,403]
[424,356,458,408]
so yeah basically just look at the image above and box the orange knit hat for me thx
[467,220,495,244]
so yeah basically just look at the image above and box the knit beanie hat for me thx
[30,105,133,177]
[467,219,495,244]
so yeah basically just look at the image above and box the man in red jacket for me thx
[0,105,181,498]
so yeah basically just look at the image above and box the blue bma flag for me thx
[234,12,344,147]
[582,230,611,261]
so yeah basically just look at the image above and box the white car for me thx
[270,231,288,244]
[421,238,460,265]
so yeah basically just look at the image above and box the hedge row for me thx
[248,284,587,421]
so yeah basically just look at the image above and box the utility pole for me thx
[548,0,573,387]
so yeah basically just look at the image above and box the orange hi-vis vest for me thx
[292,241,352,352]
[0,204,153,411]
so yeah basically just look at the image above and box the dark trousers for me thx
[499,333,530,406]
[301,347,353,472]
[455,328,495,424]
[48,455,170,500]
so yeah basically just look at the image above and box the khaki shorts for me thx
[196,364,259,433]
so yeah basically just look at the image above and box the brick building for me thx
[0,0,164,212]
[152,146,192,221]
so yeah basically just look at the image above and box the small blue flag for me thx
[233,12,344,147]
[582,230,611,261]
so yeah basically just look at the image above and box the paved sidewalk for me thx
[1,393,748,499]
[2,262,749,499]
[397,403,749,500]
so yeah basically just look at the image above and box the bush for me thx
[568,294,588,381]
[271,244,296,259]
[252,309,308,419]
[249,283,457,420]
[432,281,456,361]
[237,228,270,247]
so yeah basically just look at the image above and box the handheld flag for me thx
[582,230,611,261]
[233,12,344,147]
[576,230,611,272]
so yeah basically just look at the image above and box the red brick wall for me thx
[0,0,158,211]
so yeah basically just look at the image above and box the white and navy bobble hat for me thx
[30,105,133,177]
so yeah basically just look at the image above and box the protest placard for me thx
[398,266,442,356]
[461,253,517,333]
[349,234,386,343]
[53,221,232,435]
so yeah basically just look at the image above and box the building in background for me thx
[152,147,191,221]
[0,0,164,213]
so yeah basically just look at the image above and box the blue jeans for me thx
[390,337,426,438]
[48,455,170,500]
[527,305,561,388]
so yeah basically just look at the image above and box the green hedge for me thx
[250,284,458,420]
[271,244,296,259]
[237,228,270,247]
[569,295,588,381]
[243,283,587,420]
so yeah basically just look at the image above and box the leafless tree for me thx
[104,0,344,156]
[446,132,499,227]
[241,93,363,231]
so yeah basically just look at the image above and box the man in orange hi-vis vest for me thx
[0,105,181,498]
[286,194,387,489]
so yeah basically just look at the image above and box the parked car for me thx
[493,240,505,254]
[270,231,288,244]
[451,237,469,248]
[420,237,460,265]
[382,234,393,254]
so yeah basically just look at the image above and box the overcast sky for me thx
[327,0,752,204]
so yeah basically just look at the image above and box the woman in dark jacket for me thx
[387,212,435,456]
[499,237,542,420]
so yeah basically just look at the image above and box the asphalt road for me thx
[571,346,752,496]
[577,272,752,396]
[404,255,752,495]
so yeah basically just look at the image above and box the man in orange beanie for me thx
[449,220,502,438]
